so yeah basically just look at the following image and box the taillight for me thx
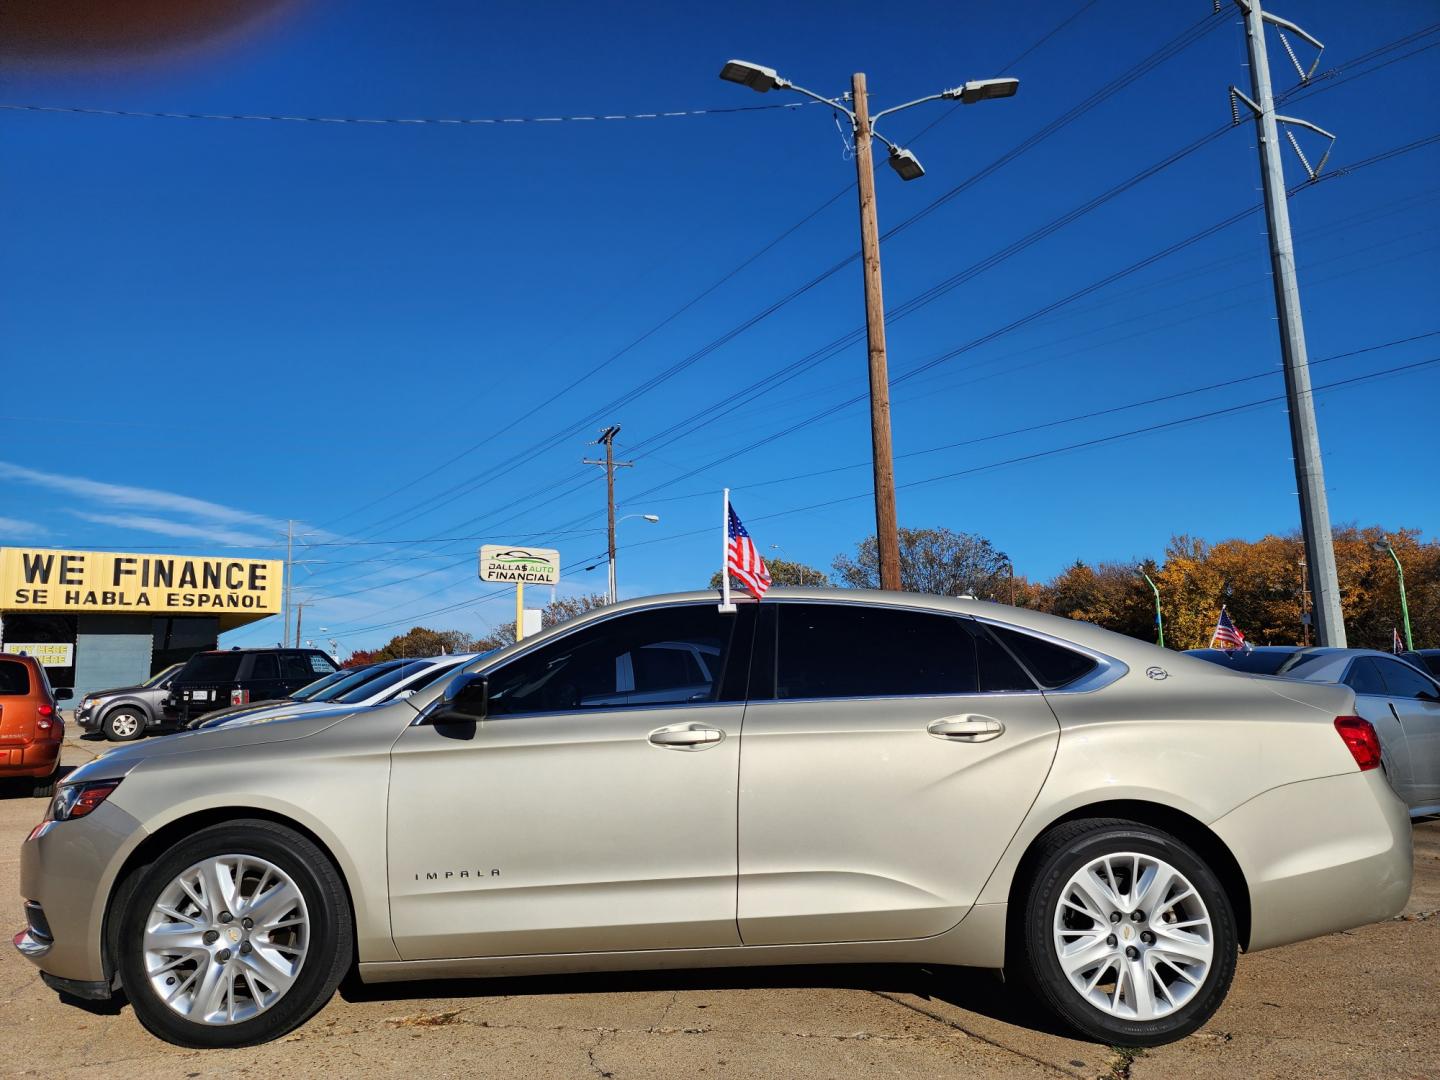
[1334,716,1382,771]
[37,703,53,718]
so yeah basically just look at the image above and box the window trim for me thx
[749,596,1126,703]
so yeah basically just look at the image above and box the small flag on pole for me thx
[1393,628,1404,654]
[1210,606,1247,650]
[722,493,771,601]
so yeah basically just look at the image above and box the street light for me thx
[1372,539,1413,651]
[720,59,1018,590]
[608,513,661,603]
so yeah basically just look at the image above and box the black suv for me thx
[162,648,338,727]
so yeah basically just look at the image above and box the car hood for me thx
[79,685,149,699]
[66,706,360,783]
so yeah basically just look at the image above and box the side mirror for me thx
[54,688,74,701]
[430,673,488,724]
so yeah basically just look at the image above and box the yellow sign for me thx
[0,547,283,618]
[2,643,74,667]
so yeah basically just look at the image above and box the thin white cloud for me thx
[0,516,47,539]
[0,460,289,534]
[70,512,278,549]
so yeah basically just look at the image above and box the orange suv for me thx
[0,653,71,797]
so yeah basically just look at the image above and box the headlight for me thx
[46,779,123,823]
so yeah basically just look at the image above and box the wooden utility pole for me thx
[851,73,902,592]
[584,425,633,605]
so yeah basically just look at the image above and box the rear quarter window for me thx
[989,626,1098,689]
[0,659,31,695]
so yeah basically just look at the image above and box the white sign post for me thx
[478,546,561,641]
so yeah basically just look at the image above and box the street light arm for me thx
[777,79,854,121]
[869,91,948,125]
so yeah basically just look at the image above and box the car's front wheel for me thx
[102,708,145,742]
[1015,818,1238,1047]
[118,820,352,1048]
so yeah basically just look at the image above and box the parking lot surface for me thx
[0,731,1435,1079]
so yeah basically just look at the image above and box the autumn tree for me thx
[368,626,481,662]
[476,592,610,651]
[833,527,1010,597]
[1043,560,1158,643]
[709,557,828,591]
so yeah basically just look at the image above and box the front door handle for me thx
[928,715,1004,742]
[649,723,724,750]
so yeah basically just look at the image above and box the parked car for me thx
[179,663,378,731]
[1268,647,1440,818]
[196,655,478,729]
[1182,645,1319,675]
[0,652,71,796]
[17,591,1411,1050]
[1404,649,1440,680]
[162,648,338,727]
[74,663,183,742]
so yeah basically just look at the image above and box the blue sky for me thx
[1,0,1436,651]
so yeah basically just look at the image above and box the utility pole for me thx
[294,602,303,651]
[583,425,633,605]
[284,519,294,648]
[719,61,1018,594]
[851,73,902,592]
[1229,0,1345,646]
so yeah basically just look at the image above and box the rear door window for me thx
[280,654,311,681]
[0,659,31,695]
[773,604,1026,699]
[1375,659,1440,702]
[179,653,244,683]
[249,654,281,682]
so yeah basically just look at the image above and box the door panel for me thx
[386,601,754,961]
[737,602,1060,946]
[387,705,743,959]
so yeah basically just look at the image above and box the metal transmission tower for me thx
[1228,0,1346,646]
[583,425,633,605]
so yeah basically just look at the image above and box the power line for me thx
[0,100,816,126]
[316,6,1222,545]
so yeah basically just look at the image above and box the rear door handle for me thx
[649,723,724,750]
[928,715,1004,742]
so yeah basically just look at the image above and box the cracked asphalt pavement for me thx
[1,731,1434,1079]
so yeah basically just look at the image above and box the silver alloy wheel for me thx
[142,855,310,1025]
[1052,852,1213,1021]
[108,712,140,739]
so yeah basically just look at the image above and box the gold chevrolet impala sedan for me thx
[14,591,1412,1048]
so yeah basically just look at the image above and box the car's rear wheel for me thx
[118,820,352,1048]
[1015,818,1237,1047]
[102,708,145,742]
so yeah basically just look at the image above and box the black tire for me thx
[102,707,146,742]
[30,760,61,798]
[117,820,353,1048]
[1013,818,1237,1047]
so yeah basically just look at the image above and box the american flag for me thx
[727,504,771,599]
[1211,606,1246,650]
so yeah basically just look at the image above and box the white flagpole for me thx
[719,488,736,613]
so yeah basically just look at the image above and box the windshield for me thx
[143,664,181,689]
[308,661,406,702]
[291,668,359,701]
[178,653,244,683]
[332,660,436,704]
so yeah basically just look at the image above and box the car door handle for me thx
[928,715,1005,742]
[648,723,724,749]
